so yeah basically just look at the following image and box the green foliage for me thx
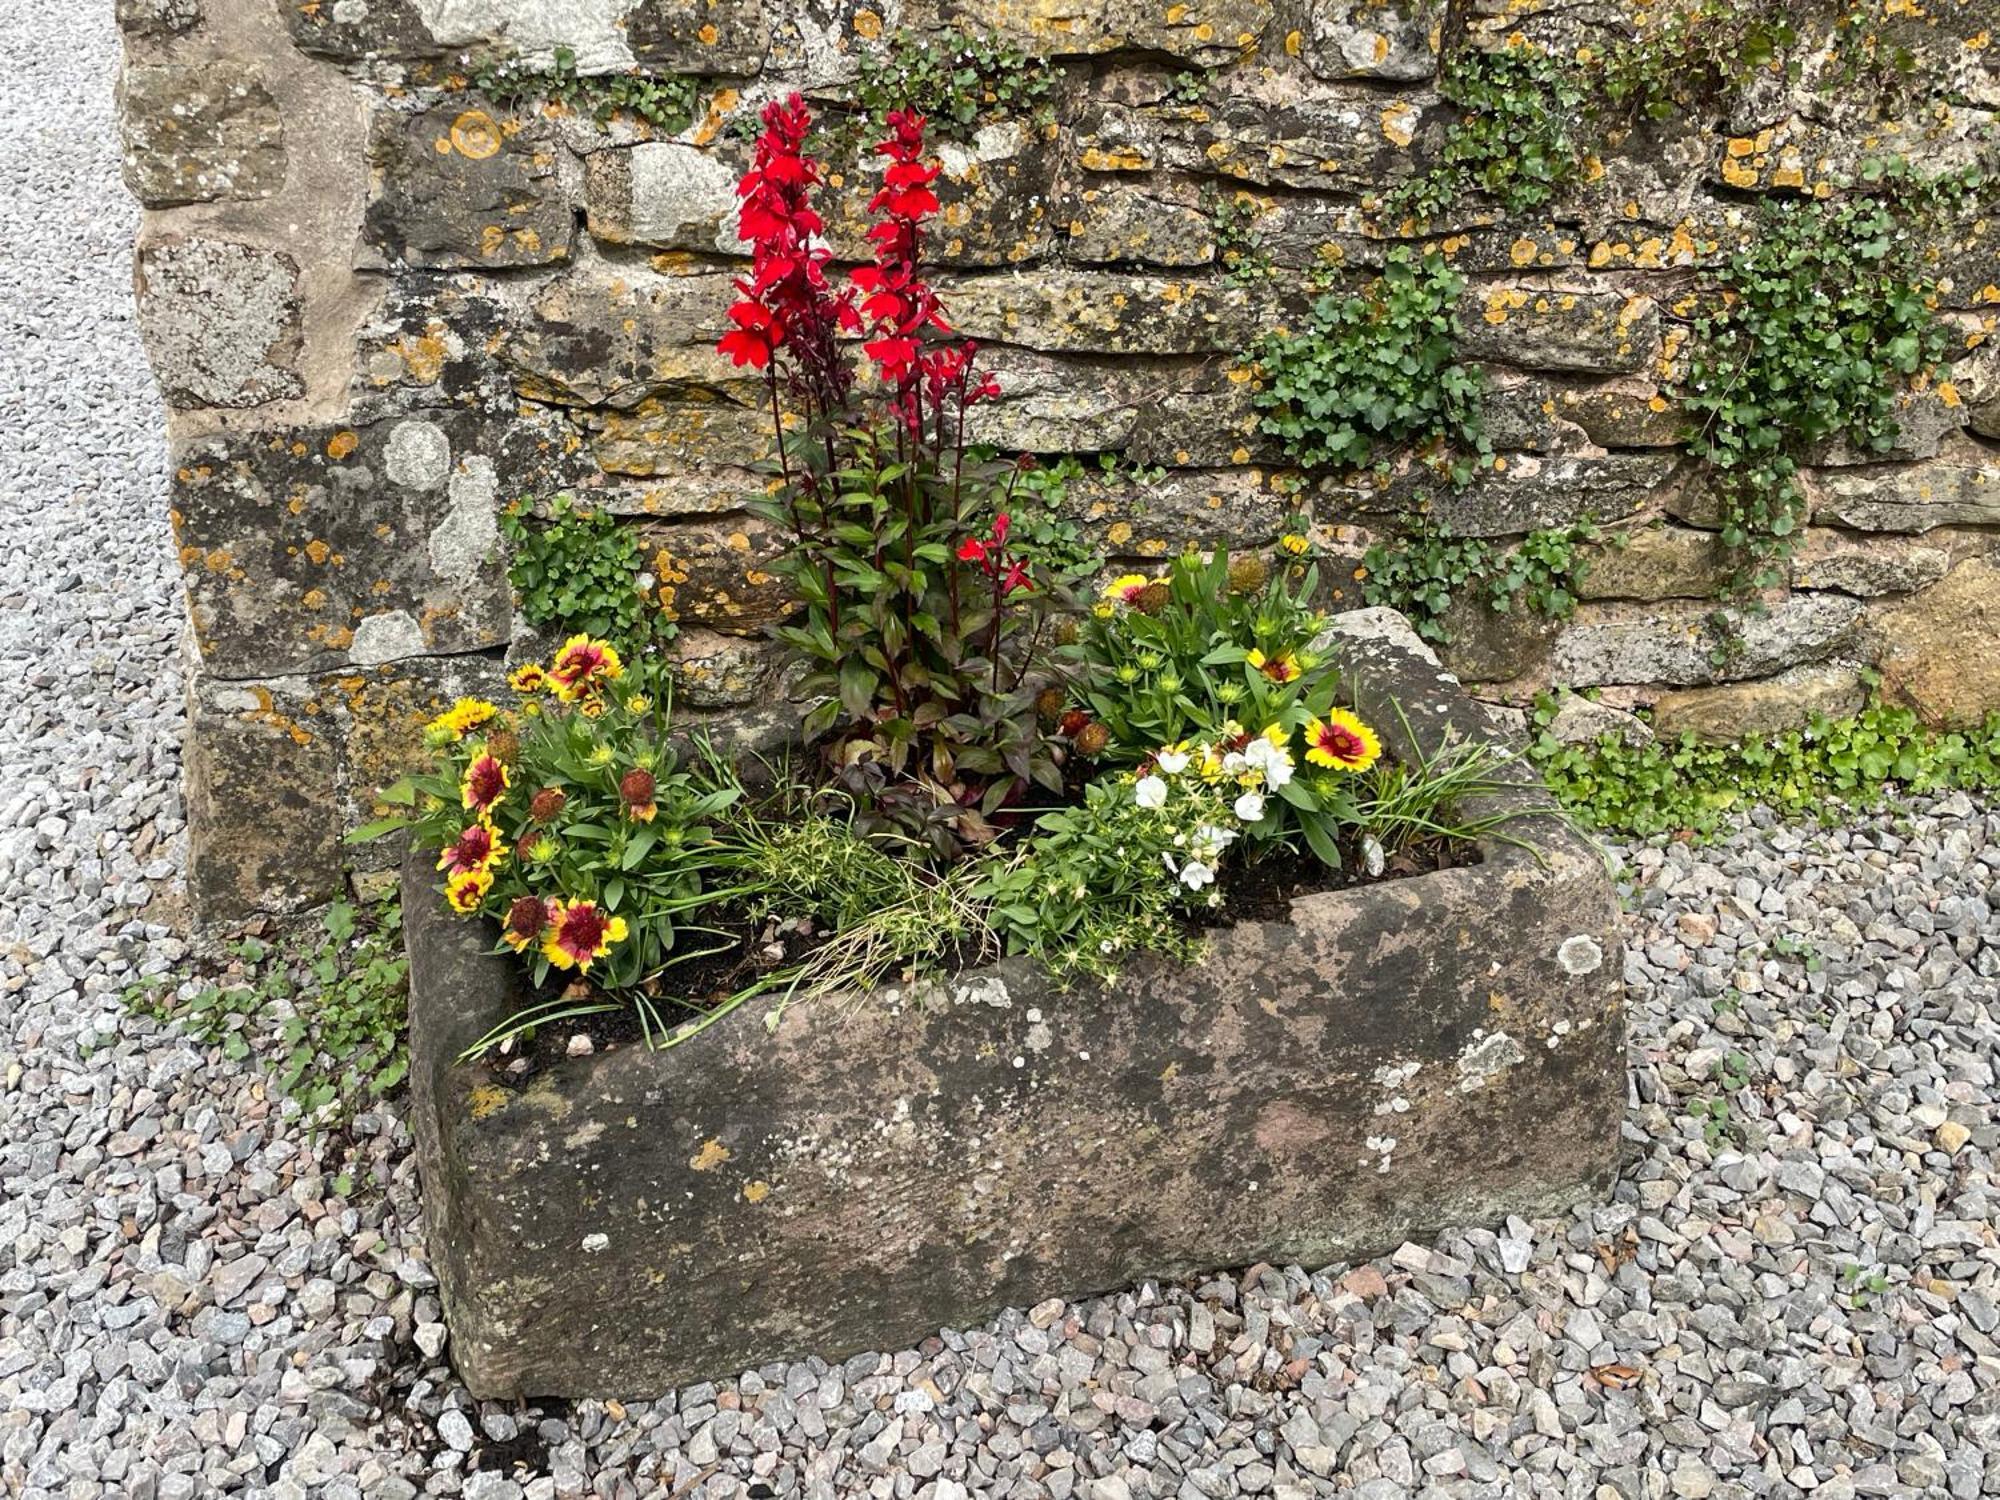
[1681,194,1954,589]
[1069,548,1327,758]
[841,30,1056,147]
[1599,2,1801,123]
[473,46,696,131]
[1205,188,1273,286]
[1385,45,1587,225]
[1359,520,1600,644]
[123,899,409,1134]
[502,495,649,645]
[1529,695,2000,839]
[980,772,1222,982]
[1251,247,1487,481]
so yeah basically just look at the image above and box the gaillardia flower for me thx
[1304,709,1382,773]
[507,663,549,694]
[541,899,629,973]
[444,864,493,914]
[620,768,658,823]
[529,786,567,823]
[1246,648,1300,684]
[501,895,554,953]
[461,750,510,813]
[437,821,504,876]
[1100,573,1152,607]
[426,696,499,743]
[549,634,625,701]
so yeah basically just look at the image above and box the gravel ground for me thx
[6,9,2000,1500]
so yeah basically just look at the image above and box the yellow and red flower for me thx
[508,662,549,695]
[460,749,510,813]
[549,634,624,702]
[437,820,504,876]
[1247,648,1300,684]
[443,864,494,914]
[501,895,555,953]
[541,899,629,973]
[426,696,499,743]
[620,768,658,823]
[1304,709,1382,773]
[1099,573,1152,608]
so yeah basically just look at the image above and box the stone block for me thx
[961,351,1190,455]
[1650,663,1867,744]
[1303,0,1437,81]
[120,62,285,206]
[1575,526,1730,604]
[1555,383,1682,448]
[365,103,573,269]
[171,418,533,679]
[585,396,779,477]
[936,0,1274,66]
[585,143,744,254]
[135,239,304,411]
[1457,288,1659,376]
[1434,597,1558,685]
[626,0,771,73]
[404,616,1623,1397]
[503,267,743,409]
[1864,557,2000,728]
[1550,596,1864,689]
[1333,453,1679,538]
[185,674,343,922]
[1062,468,1290,557]
[641,514,796,634]
[1064,186,1215,268]
[1790,530,1952,598]
[116,0,200,37]
[1127,388,1281,468]
[1544,694,1653,748]
[1481,379,1561,453]
[938,270,1266,355]
[1811,456,2000,533]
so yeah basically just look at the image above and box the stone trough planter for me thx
[404,612,1626,1399]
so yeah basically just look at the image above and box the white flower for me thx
[1178,859,1216,891]
[1156,746,1191,775]
[1221,750,1249,776]
[1195,823,1239,852]
[1133,774,1168,810]
[1234,790,1267,823]
[1243,736,1294,790]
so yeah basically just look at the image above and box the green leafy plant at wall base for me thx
[1359,521,1600,644]
[1529,697,2000,839]
[473,47,696,132]
[1385,45,1587,225]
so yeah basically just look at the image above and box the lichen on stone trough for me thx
[402,612,1626,1398]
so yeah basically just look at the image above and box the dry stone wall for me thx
[119,0,2000,921]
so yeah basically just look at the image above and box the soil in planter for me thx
[482,834,1477,1080]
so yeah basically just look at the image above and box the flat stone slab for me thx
[405,610,1626,1399]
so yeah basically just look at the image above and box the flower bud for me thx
[1059,709,1090,738]
[530,787,567,823]
[1075,722,1110,757]
[1227,554,1269,594]
[1135,582,1171,615]
[486,727,520,764]
[1034,686,1065,721]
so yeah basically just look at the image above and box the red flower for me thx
[957,536,990,564]
[1000,559,1031,596]
[718,302,781,369]
[992,512,1011,546]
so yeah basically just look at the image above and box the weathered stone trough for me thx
[404,613,1626,1399]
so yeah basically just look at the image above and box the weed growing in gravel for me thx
[122,898,408,1134]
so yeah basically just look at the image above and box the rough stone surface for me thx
[584,142,742,254]
[365,103,572,269]
[119,60,284,205]
[134,237,303,408]
[1457,289,1659,375]
[407,622,1624,1397]
[1551,596,1865,689]
[1650,662,1869,743]
[1811,453,2000,532]
[1864,555,2000,727]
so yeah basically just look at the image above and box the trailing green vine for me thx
[1384,44,1586,225]
[473,46,696,132]
[1530,694,2000,838]
[1680,191,1956,590]
[825,30,1056,153]
[1205,188,1274,286]
[502,495,651,645]
[1358,519,1602,644]
[1250,246,1488,483]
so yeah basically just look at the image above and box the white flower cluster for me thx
[1131,726,1297,893]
